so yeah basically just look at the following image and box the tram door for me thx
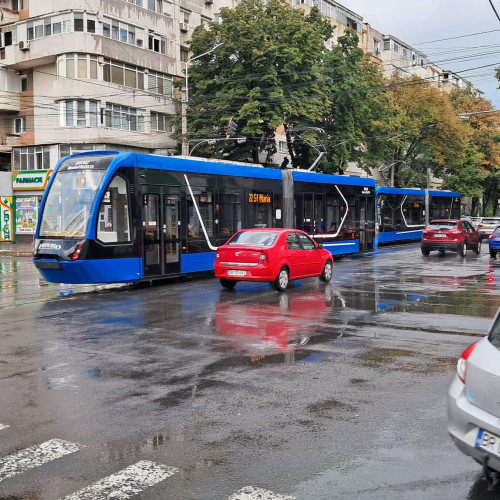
[142,187,181,277]
[358,195,375,251]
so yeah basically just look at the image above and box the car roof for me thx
[237,228,303,233]
[430,219,460,223]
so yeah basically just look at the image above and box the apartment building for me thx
[0,0,217,241]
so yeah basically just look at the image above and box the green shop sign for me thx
[13,170,53,191]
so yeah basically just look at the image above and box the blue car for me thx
[489,224,500,257]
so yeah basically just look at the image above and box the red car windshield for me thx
[229,231,279,246]
[428,222,457,230]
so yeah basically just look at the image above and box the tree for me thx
[378,75,469,188]
[319,29,394,174]
[181,0,333,164]
[448,87,500,215]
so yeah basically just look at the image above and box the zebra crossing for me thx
[0,423,295,500]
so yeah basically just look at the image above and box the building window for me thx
[58,53,98,80]
[104,104,145,132]
[61,100,98,127]
[103,59,145,90]
[147,71,173,96]
[14,117,26,134]
[13,146,50,171]
[151,112,172,132]
[21,77,27,91]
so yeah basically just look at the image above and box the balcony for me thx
[1,32,177,74]
[0,8,19,27]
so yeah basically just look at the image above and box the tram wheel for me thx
[220,278,237,289]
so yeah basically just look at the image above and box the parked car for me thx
[477,217,500,238]
[447,307,500,488]
[421,219,481,257]
[214,228,333,291]
[488,224,500,258]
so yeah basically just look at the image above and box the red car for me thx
[421,219,481,257]
[214,228,333,291]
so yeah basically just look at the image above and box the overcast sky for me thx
[340,0,500,108]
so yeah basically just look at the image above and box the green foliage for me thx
[185,0,332,164]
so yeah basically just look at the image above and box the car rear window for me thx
[482,218,500,225]
[489,311,500,348]
[493,226,500,235]
[428,222,457,230]
[229,231,279,246]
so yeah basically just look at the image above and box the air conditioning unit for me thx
[205,0,213,4]
[18,41,30,51]
[180,22,189,32]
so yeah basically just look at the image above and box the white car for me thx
[478,217,500,238]
[448,307,500,488]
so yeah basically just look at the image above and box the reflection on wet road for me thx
[0,244,499,499]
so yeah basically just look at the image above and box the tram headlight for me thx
[69,244,82,261]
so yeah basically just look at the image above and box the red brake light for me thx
[456,342,478,384]
[258,252,267,264]
[489,234,495,240]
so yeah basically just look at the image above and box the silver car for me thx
[478,217,500,238]
[448,307,500,487]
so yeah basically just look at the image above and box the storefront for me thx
[12,170,52,244]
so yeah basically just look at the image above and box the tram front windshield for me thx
[39,169,106,238]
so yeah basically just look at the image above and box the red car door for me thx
[297,232,322,276]
[285,232,306,279]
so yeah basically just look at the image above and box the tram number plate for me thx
[227,270,247,277]
[476,429,500,458]
[434,234,447,238]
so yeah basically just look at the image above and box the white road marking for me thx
[62,460,178,499]
[0,439,83,483]
[228,486,295,500]
[0,424,9,431]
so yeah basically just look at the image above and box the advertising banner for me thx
[16,196,37,235]
[0,197,15,242]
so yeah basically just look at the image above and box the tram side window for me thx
[219,190,242,240]
[247,192,273,228]
[97,176,130,243]
[402,198,424,226]
[188,190,214,238]
[326,194,341,233]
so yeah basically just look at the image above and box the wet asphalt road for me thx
[0,243,499,500]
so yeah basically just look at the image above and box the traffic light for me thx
[226,119,237,137]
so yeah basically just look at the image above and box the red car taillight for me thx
[489,234,496,240]
[456,342,478,384]
[258,251,267,264]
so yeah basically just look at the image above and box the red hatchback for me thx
[214,228,333,291]
[421,219,481,257]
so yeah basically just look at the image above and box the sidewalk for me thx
[0,241,35,257]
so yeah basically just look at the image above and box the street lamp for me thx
[181,43,224,156]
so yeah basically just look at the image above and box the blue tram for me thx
[33,152,377,284]
[376,186,461,244]
[33,151,459,284]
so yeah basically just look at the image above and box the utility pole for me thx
[181,43,223,156]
